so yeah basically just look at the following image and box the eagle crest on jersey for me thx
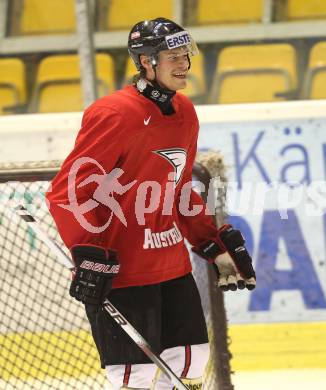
[154,148,187,186]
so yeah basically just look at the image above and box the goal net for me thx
[0,154,232,390]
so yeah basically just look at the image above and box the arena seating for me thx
[18,0,75,35]
[0,58,26,114]
[197,0,263,24]
[286,0,326,20]
[210,43,298,104]
[106,0,173,30]
[303,41,326,99]
[2,0,326,112]
[32,54,115,113]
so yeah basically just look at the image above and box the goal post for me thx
[0,153,232,389]
[194,151,233,390]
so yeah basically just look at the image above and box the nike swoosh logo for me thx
[144,116,151,125]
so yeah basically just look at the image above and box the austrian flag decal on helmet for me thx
[131,31,140,39]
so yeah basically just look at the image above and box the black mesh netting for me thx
[0,180,106,389]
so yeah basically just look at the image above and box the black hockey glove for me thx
[192,224,256,291]
[69,245,120,305]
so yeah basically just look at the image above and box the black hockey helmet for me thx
[128,17,198,71]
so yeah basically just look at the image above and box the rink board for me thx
[1,321,326,382]
[0,329,101,382]
[229,321,326,370]
[196,101,326,373]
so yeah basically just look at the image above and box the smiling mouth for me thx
[172,72,187,79]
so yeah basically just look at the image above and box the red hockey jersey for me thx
[46,85,217,288]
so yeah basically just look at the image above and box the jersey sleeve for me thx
[46,106,123,249]
[177,132,218,247]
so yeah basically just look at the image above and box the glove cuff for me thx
[71,244,115,260]
[191,239,224,262]
[192,224,234,262]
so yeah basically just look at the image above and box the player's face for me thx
[155,48,189,91]
[144,48,189,91]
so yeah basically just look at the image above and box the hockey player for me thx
[46,17,256,390]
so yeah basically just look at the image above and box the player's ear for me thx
[140,55,154,80]
[140,55,150,70]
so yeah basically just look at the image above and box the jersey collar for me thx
[135,78,176,115]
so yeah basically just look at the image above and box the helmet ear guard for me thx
[137,54,158,78]
[150,56,158,67]
[143,55,158,67]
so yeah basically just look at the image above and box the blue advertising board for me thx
[198,117,326,324]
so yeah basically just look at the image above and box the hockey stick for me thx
[13,205,188,390]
